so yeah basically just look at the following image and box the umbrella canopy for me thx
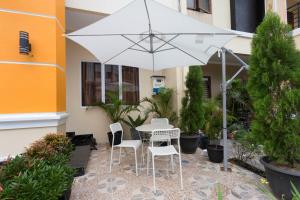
[67,0,236,70]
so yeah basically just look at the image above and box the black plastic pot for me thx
[180,133,200,154]
[107,131,122,146]
[207,145,223,163]
[130,128,141,140]
[59,188,72,200]
[260,157,300,200]
[199,133,209,150]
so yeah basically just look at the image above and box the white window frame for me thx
[81,62,137,108]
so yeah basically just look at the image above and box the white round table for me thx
[136,124,174,132]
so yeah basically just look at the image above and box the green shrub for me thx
[202,99,223,140]
[180,66,205,134]
[44,133,73,156]
[0,134,74,200]
[144,87,178,124]
[248,12,300,167]
[0,158,74,200]
[25,133,73,161]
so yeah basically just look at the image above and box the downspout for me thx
[178,0,181,12]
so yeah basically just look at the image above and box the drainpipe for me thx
[178,0,181,12]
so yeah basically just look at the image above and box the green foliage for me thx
[25,133,73,161]
[143,88,178,124]
[248,12,300,167]
[122,114,148,129]
[292,182,300,200]
[0,134,74,200]
[217,183,223,200]
[96,92,138,123]
[202,99,223,140]
[0,158,73,200]
[232,131,262,162]
[180,66,205,133]
[226,79,253,128]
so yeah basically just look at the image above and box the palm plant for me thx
[143,87,177,124]
[96,92,138,123]
[122,114,148,129]
[203,99,223,142]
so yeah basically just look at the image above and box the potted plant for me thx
[248,12,300,199]
[122,114,148,140]
[143,87,178,124]
[96,93,138,146]
[203,99,224,163]
[179,66,205,154]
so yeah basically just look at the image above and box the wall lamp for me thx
[19,31,31,55]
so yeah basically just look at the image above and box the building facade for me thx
[1,0,299,158]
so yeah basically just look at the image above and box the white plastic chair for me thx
[151,118,169,125]
[146,128,183,192]
[109,122,143,176]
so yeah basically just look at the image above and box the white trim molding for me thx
[0,61,65,72]
[0,112,69,130]
[0,8,65,33]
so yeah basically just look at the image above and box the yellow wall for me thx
[0,0,66,114]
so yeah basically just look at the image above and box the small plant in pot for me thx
[96,93,138,146]
[143,87,178,124]
[203,99,224,163]
[122,113,148,140]
[179,66,205,154]
[248,12,300,199]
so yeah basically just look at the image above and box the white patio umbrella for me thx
[67,0,241,171]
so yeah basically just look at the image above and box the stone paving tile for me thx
[70,145,269,200]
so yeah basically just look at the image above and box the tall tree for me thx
[180,66,205,134]
[248,12,300,167]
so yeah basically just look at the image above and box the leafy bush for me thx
[0,158,73,200]
[0,134,74,200]
[122,114,148,129]
[232,131,262,163]
[44,134,73,156]
[180,66,205,134]
[143,87,178,124]
[226,79,253,129]
[248,12,300,167]
[202,99,223,141]
[25,133,73,161]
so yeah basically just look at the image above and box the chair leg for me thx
[178,154,183,190]
[109,146,114,173]
[134,148,138,176]
[141,142,144,166]
[147,149,150,175]
[171,154,174,173]
[119,147,122,164]
[152,155,156,193]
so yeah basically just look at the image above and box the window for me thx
[81,62,102,106]
[187,0,211,13]
[105,65,119,102]
[122,66,139,105]
[81,62,139,106]
[203,76,211,98]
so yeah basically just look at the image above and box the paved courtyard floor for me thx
[70,145,269,200]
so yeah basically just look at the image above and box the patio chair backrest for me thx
[109,122,123,145]
[151,118,169,125]
[151,128,181,148]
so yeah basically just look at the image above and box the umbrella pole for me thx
[221,48,228,171]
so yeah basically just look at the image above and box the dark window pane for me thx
[81,62,101,106]
[122,66,139,105]
[187,0,196,9]
[198,0,210,13]
[203,76,211,98]
[105,65,119,102]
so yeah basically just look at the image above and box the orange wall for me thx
[0,0,66,114]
